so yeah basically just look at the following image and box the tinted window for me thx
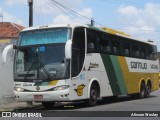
[100,34,111,54]
[87,29,101,53]
[72,27,85,77]
[122,40,130,57]
[132,43,140,58]
[110,35,121,55]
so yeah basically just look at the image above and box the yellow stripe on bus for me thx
[48,80,58,86]
[118,56,159,94]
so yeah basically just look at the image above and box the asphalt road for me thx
[19,89,160,111]
[10,89,160,120]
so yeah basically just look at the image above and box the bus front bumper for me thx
[14,89,71,102]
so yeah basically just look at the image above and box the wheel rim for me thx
[141,84,145,97]
[91,89,97,102]
[146,86,151,96]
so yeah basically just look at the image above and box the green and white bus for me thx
[9,24,159,108]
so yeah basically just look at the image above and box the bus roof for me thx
[22,23,88,32]
[22,23,156,46]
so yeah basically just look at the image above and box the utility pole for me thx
[28,0,33,27]
[0,9,3,23]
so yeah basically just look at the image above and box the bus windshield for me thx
[14,44,70,81]
[14,28,71,81]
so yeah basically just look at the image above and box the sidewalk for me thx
[0,101,41,112]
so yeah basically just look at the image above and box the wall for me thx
[0,45,15,104]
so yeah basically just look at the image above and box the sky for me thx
[0,0,160,51]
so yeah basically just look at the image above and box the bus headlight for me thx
[53,85,69,91]
[14,87,24,92]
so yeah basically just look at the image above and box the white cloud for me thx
[34,0,83,15]
[117,3,160,50]
[52,8,93,24]
[52,15,73,24]
[4,0,89,25]
[5,0,82,15]
[78,8,92,18]
[0,8,23,25]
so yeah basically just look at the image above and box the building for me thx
[0,22,24,45]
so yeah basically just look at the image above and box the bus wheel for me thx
[145,83,151,98]
[86,84,98,107]
[42,102,55,109]
[137,82,145,99]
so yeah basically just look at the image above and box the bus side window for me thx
[153,45,158,60]
[87,29,100,53]
[140,44,147,59]
[113,47,117,54]
[100,34,111,54]
[87,29,94,53]
[88,43,95,52]
[101,45,110,53]
[124,49,129,56]
[110,35,121,55]
[147,45,157,60]
[132,43,140,58]
[122,40,130,57]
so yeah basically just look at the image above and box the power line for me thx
[47,0,80,23]
[33,0,42,25]
[50,0,91,24]
[33,0,160,36]
[50,0,108,26]
[48,0,90,24]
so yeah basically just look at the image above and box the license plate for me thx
[34,95,43,99]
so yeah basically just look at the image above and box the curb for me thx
[0,95,15,105]
[0,102,42,112]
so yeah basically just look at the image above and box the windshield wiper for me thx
[21,47,37,80]
[23,59,36,80]
[39,61,52,81]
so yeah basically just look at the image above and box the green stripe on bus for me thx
[101,54,121,95]
[110,56,128,94]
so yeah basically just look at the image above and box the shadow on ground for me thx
[17,95,157,111]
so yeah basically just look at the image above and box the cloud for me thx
[55,0,82,9]
[5,0,82,14]
[117,3,160,50]
[78,8,93,18]
[52,8,93,24]
[32,0,83,15]
[52,15,73,24]
[0,8,23,25]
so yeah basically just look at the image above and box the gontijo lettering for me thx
[131,61,147,69]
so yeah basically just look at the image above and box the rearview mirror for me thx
[65,40,72,59]
[2,44,14,63]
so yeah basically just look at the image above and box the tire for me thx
[86,84,98,107]
[42,102,55,109]
[137,82,145,99]
[145,84,151,98]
